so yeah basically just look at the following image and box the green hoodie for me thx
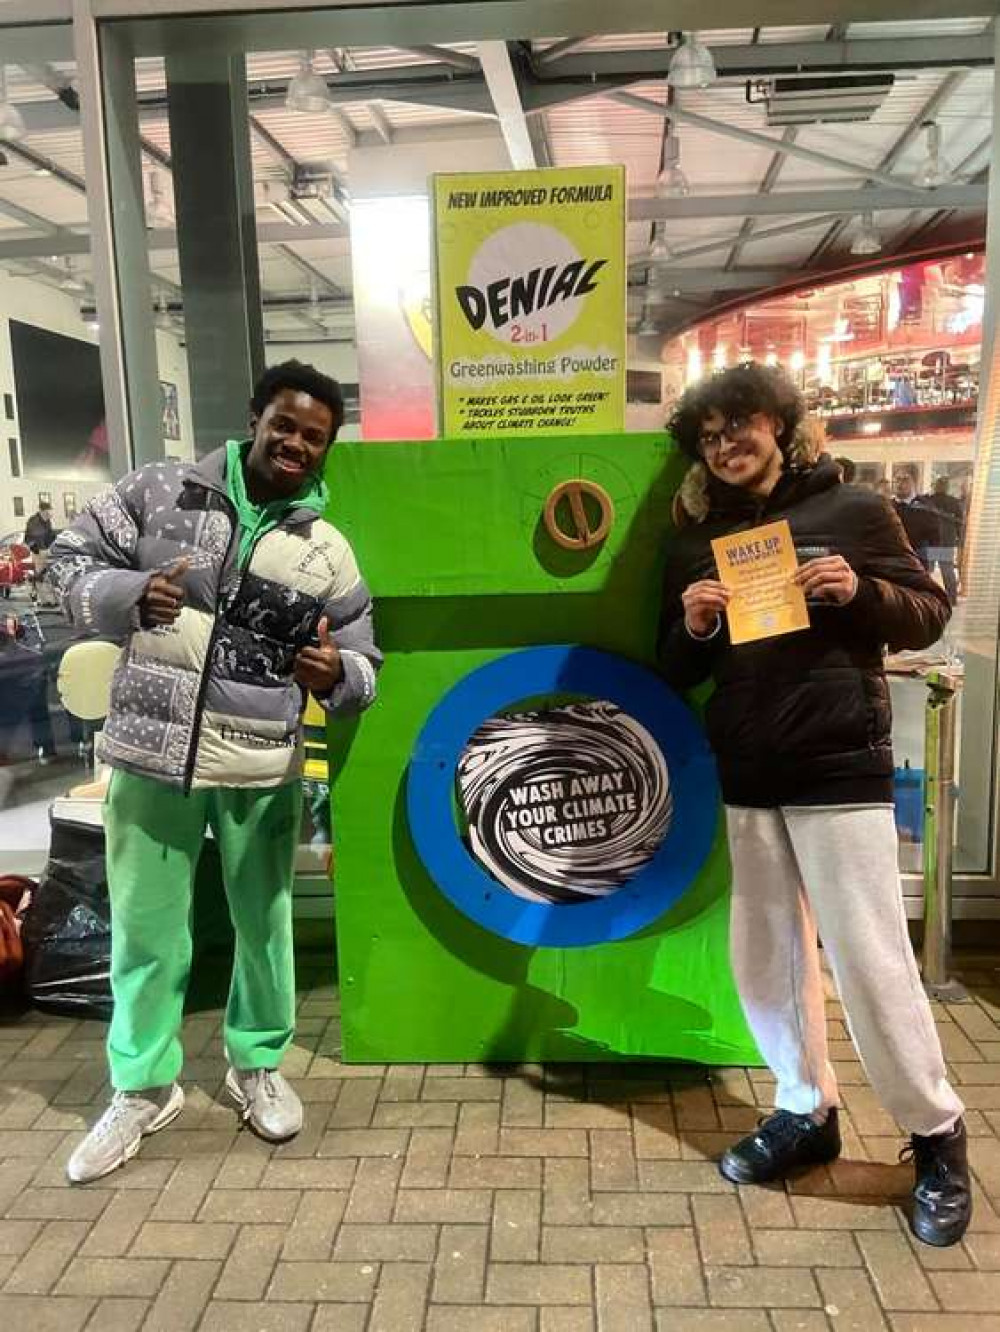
[225,438,329,569]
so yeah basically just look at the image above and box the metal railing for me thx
[921,666,969,1002]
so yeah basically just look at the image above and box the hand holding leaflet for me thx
[710,519,810,645]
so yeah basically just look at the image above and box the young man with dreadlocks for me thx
[658,363,970,1247]
[50,360,381,1183]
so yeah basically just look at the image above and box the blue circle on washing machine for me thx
[406,645,719,947]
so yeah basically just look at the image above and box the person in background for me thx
[833,456,856,484]
[24,500,58,607]
[659,364,969,1248]
[876,478,892,499]
[923,476,964,605]
[892,465,941,572]
[49,360,381,1184]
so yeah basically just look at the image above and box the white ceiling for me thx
[0,18,992,340]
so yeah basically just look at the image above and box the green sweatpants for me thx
[104,769,302,1091]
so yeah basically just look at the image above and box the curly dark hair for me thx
[250,359,344,442]
[668,362,805,461]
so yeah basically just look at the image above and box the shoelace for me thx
[755,1111,816,1149]
[899,1139,953,1205]
[236,1070,280,1121]
[92,1091,139,1140]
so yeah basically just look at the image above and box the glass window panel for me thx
[661,251,996,881]
[0,23,112,874]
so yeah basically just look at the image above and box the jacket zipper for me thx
[180,499,288,792]
[182,491,239,794]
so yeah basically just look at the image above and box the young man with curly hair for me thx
[658,363,970,1247]
[50,361,381,1183]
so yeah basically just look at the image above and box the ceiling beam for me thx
[630,184,987,221]
[809,67,972,262]
[249,115,298,174]
[903,136,995,239]
[0,21,73,62]
[614,90,933,195]
[0,139,87,194]
[725,127,797,271]
[0,196,64,234]
[0,221,349,261]
[11,56,348,307]
[0,183,981,269]
[527,114,554,168]
[328,104,360,148]
[274,242,345,299]
[97,1,999,51]
[723,22,839,272]
[893,150,993,251]
[635,268,829,294]
[477,40,537,169]
[650,212,849,267]
[399,44,480,71]
[542,34,993,80]
[368,102,394,143]
[13,66,497,134]
[535,38,590,65]
[8,31,990,135]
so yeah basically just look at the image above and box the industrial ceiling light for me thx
[667,32,717,91]
[915,120,951,189]
[636,308,658,336]
[0,67,26,142]
[656,132,690,198]
[58,257,84,293]
[850,210,882,256]
[286,51,330,114]
[649,227,674,263]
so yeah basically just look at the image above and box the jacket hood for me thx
[184,446,227,493]
[184,444,326,527]
[671,416,837,527]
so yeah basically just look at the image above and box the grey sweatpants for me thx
[726,804,963,1137]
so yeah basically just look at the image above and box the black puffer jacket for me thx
[657,459,951,808]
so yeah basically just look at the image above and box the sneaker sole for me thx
[67,1085,185,1186]
[224,1068,301,1143]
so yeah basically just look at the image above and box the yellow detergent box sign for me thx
[432,166,626,435]
[711,519,811,645]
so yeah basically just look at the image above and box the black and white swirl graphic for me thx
[456,700,672,905]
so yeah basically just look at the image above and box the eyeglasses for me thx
[697,415,755,456]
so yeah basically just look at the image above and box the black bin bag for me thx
[21,815,111,1018]
[21,811,236,1019]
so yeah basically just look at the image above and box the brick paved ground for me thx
[1,951,999,1331]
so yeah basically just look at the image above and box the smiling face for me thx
[244,387,336,502]
[698,408,784,497]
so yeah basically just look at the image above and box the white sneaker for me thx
[66,1084,184,1185]
[225,1067,303,1142]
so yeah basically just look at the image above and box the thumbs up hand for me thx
[294,616,343,695]
[139,557,190,627]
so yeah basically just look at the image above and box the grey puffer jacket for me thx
[49,447,381,790]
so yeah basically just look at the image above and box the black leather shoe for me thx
[906,1119,972,1248]
[719,1108,842,1185]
